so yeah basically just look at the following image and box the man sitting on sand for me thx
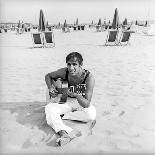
[45,52,96,146]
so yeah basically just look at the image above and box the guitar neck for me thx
[57,88,69,94]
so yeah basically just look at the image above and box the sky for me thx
[0,0,155,24]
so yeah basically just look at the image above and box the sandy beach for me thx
[0,26,155,155]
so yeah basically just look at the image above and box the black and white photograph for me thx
[0,0,155,154]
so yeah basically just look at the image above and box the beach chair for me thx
[62,27,70,33]
[31,32,44,48]
[105,30,119,46]
[81,25,85,30]
[78,26,81,30]
[43,31,55,48]
[73,26,77,31]
[16,28,23,34]
[118,31,132,45]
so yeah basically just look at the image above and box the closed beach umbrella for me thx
[46,21,49,27]
[64,19,67,27]
[145,20,148,27]
[123,18,127,25]
[112,8,119,29]
[98,18,101,26]
[91,20,94,25]
[58,22,61,28]
[104,19,106,25]
[76,18,78,25]
[39,9,46,32]
[17,20,21,28]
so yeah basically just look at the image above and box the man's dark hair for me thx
[66,52,83,65]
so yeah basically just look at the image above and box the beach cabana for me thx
[111,8,119,29]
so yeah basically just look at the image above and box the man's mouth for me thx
[69,70,75,74]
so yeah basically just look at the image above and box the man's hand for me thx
[67,89,78,98]
[49,86,58,98]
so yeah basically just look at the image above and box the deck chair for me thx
[43,31,55,48]
[105,30,119,46]
[31,33,44,48]
[118,31,132,45]
[62,27,70,33]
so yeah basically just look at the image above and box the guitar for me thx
[54,79,87,103]
[56,80,86,96]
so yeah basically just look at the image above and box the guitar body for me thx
[53,78,86,103]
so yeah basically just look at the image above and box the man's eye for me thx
[73,63,77,66]
[67,63,71,66]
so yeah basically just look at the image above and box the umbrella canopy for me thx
[112,8,119,29]
[39,9,46,32]
[123,18,127,25]
[98,18,101,26]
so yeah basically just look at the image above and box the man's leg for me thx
[45,103,73,134]
[62,104,96,122]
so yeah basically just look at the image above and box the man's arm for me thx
[45,68,66,89]
[67,73,95,108]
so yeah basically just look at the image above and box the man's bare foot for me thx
[88,120,96,135]
[56,130,81,146]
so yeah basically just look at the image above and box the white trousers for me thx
[45,97,96,134]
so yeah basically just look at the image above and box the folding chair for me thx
[62,27,70,33]
[118,31,132,45]
[73,26,77,31]
[105,30,119,46]
[81,25,85,30]
[96,25,101,32]
[16,28,23,34]
[43,31,55,47]
[31,32,44,48]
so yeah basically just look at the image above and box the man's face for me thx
[67,58,81,76]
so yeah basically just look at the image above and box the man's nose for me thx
[70,65,74,70]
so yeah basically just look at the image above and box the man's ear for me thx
[80,62,83,66]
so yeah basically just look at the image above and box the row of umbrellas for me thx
[38,8,127,32]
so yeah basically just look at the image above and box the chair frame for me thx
[31,32,44,48]
[118,30,132,46]
[43,31,55,48]
[105,30,119,46]
[62,27,68,33]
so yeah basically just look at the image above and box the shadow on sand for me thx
[0,102,96,148]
